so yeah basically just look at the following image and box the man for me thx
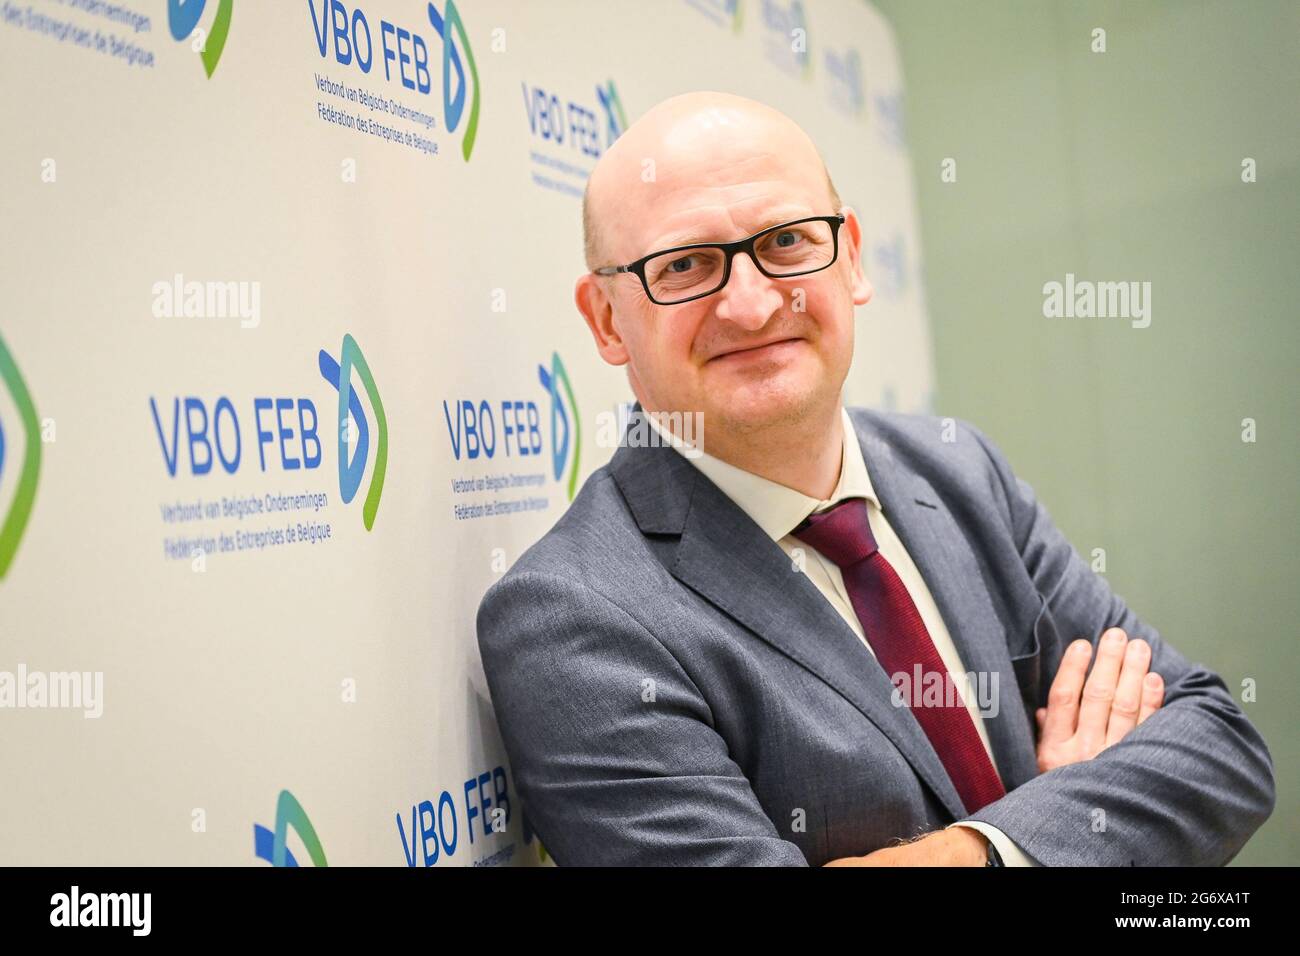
[476,92,1275,866]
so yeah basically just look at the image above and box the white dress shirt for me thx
[644,406,1038,866]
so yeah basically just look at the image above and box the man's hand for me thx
[824,627,1169,867]
[1035,627,1165,773]
[825,826,988,867]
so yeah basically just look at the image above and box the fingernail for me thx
[1072,640,1090,656]
[1106,630,1126,646]
[1145,673,1162,686]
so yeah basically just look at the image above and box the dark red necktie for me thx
[792,497,1006,814]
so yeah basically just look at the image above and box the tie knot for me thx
[790,497,879,568]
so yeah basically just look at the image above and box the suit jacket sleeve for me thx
[956,419,1276,865]
[477,569,810,866]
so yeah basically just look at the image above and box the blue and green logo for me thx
[0,333,40,580]
[595,80,628,150]
[318,335,388,531]
[685,0,744,32]
[254,790,328,867]
[168,0,233,78]
[427,1,480,161]
[537,352,580,501]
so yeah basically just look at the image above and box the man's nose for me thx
[712,252,784,330]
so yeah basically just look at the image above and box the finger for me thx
[1041,638,1092,744]
[1138,671,1164,723]
[1105,638,1151,747]
[1077,627,1129,755]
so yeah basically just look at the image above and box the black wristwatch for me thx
[984,838,1004,867]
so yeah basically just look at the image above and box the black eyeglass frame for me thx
[593,213,847,306]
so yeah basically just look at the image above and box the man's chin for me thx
[703,380,828,434]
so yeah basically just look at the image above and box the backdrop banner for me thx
[0,0,933,865]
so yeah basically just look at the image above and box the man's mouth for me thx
[707,337,804,363]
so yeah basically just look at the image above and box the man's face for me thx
[577,105,872,439]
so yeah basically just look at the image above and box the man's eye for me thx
[773,230,803,248]
[668,256,697,273]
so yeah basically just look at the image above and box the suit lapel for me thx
[668,469,972,820]
[615,405,970,820]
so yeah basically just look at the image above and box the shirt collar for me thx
[643,405,881,541]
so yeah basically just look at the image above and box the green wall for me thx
[871,0,1298,865]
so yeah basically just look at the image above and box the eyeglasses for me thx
[593,213,846,306]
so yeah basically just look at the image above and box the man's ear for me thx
[839,206,874,307]
[575,274,630,366]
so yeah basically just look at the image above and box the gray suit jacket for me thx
[476,404,1275,866]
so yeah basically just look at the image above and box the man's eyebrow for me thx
[646,210,815,253]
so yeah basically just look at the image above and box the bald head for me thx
[582,91,841,271]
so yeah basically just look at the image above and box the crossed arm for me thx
[476,425,1275,866]
[833,615,1171,866]
[938,422,1276,866]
